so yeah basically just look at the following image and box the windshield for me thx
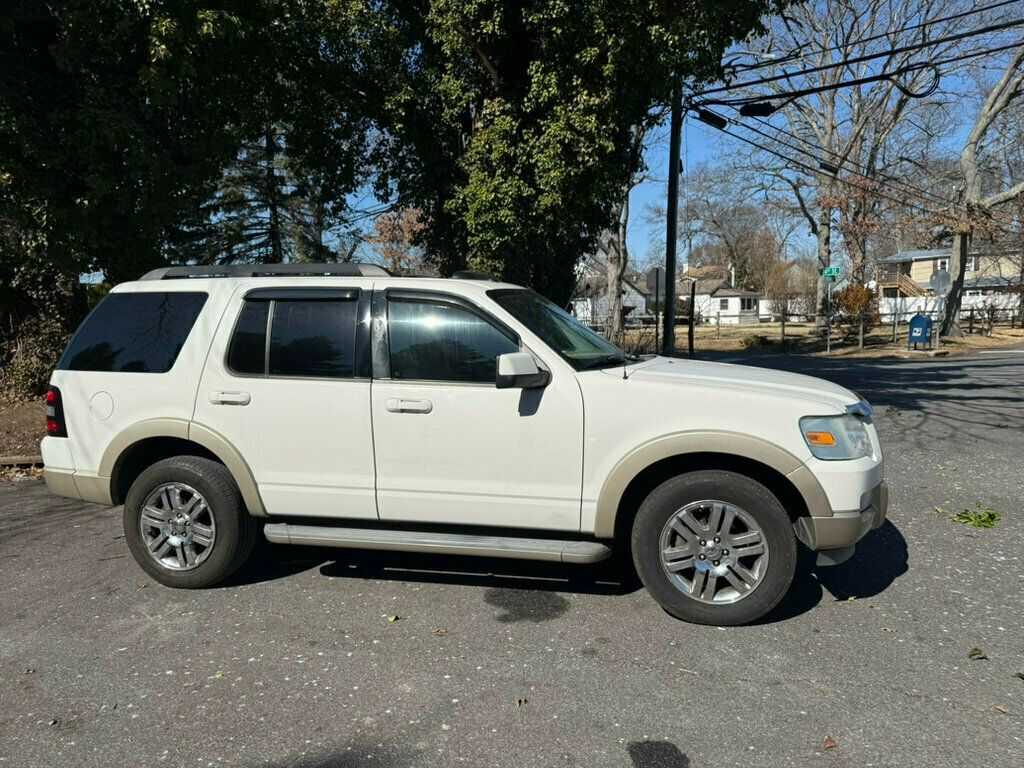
[488,289,628,370]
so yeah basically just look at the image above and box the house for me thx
[875,248,1022,298]
[692,280,763,325]
[570,254,650,327]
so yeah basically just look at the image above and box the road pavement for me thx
[1,349,1022,767]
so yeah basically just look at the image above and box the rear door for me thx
[370,289,584,531]
[193,285,377,519]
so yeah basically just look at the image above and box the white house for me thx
[571,254,650,327]
[691,280,763,325]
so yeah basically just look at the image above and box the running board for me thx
[263,523,613,564]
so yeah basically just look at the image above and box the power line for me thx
[724,0,1024,75]
[694,16,1024,99]
[692,37,1024,114]
[692,107,948,217]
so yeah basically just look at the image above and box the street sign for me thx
[819,266,841,277]
[646,267,666,294]
[929,269,951,296]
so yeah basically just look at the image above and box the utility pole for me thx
[663,71,683,355]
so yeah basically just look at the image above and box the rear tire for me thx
[631,470,796,625]
[123,456,258,588]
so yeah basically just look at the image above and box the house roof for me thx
[876,248,948,264]
[692,279,732,296]
[573,253,648,299]
[714,287,762,298]
[964,275,1020,290]
[692,280,760,298]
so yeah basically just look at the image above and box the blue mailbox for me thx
[908,313,933,350]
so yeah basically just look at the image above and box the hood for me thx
[611,356,859,412]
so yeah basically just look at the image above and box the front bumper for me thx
[794,480,888,551]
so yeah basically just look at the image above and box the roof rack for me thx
[451,270,500,281]
[140,263,392,280]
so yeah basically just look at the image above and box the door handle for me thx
[385,398,432,414]
[209,390,251,406]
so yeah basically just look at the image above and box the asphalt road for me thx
[2,349,1023,768]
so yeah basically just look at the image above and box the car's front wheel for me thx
[631,470,797,625]
[123,456,257,588]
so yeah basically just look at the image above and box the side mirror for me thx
[495,352,550,389]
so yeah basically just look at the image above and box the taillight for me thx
[46,386,68,437]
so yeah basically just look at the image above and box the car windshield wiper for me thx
[578,353,638,371]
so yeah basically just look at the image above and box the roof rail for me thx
[452,270,500,282]
[140,263,391,280]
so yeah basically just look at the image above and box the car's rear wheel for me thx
[631,470,797,625]
[123,456,257,588]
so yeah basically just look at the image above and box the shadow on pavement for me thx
[227,520,907,626]
[759,520,908,624]
[628,740,690,767]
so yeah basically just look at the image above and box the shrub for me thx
[740,333,773,348]
[828,284,880,339]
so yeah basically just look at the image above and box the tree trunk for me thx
[942,231,970,336]
[603,193,630,345]
[265,129,283,264]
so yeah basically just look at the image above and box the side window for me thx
[270,300,357,378]
[59,292,207,373]
[719,298,729,310]
[227,301,269,375]
[388,297,519,383]
[226,296,358,378]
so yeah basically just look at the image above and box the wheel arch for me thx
[100,419,267,517]
[593,431,830,540]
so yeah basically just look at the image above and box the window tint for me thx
[268,300,357,378]
[227,301,269,375]
[388,298,518,382]
[59,292,207,373]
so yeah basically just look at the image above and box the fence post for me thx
[891,307,898,343]
[968,308,975,335]
[716,311,721,339]
[780,311,786,344]
[858,310,865,350]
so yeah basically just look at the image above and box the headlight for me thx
[799,414,872,461]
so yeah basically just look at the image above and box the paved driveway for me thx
[2,350,1022,767]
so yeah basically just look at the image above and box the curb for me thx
[0,455,44,469]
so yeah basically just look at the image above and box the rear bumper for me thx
[795,481,887,551]
[43,467,113,506]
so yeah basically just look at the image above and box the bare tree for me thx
[942,47,1024,334]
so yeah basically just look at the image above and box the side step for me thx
[263,523,613,564]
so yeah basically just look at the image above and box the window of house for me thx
[966,256,980,271]
[226,293,359,378]
[719,298,729,310]
[741,298,758,311]
[59,291,208,373]
[938,258,949,271]
[387,297,519,383]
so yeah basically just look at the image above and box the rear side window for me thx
[226,296,358,378]
[59,292,207,373]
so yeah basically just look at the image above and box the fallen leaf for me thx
[968,648,989,661]
[823,736,837,750]
[387,615,400,622]
[208,672,224,681]
[138,583,148,589]
[846,596,857,602]
[515,698,529,707]
[433,628,447,637]
[24,668,35,675]
[994,705,1008,715]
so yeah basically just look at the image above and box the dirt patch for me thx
[0,397,45,458]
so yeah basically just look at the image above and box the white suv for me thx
[42,264,886,625]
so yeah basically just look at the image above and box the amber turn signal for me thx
[804,431,836,446]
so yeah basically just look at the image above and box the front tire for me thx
[631,470,796,625]
[123,456,258,588]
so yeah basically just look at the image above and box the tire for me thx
[631,470,796,625]
[123,456,258,588]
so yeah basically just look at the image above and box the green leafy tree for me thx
[361,0,780,303]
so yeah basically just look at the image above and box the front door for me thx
[370,289,584,531]
[193,286,377,519]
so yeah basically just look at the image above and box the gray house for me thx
[570,255,650,327]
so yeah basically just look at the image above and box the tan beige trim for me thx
[785,463,832,518]
[98,418,191,478]
[187,423,267,517]
[98,418,267,517]
[74,473,114,505]
[593,431,830,538]
[44,467,82,501]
